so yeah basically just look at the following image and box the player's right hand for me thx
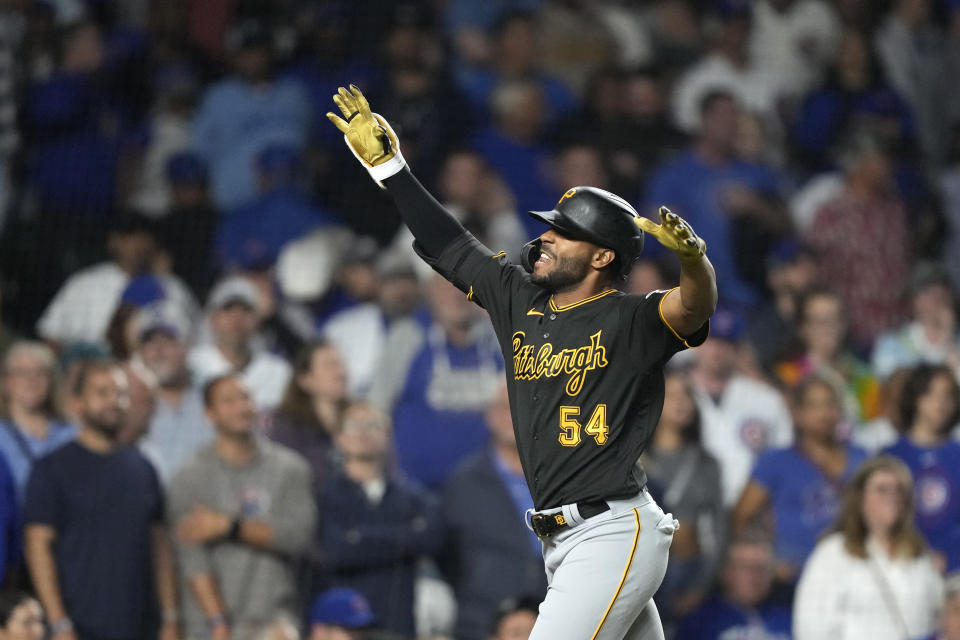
[326,84,406,187]
[636,206,706,263]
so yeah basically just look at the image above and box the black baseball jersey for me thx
[417,233,708,510]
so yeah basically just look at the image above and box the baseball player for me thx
[328,86,717,640]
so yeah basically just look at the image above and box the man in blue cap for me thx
[309,588,377,640]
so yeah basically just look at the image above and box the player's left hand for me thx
[636,206,706,262]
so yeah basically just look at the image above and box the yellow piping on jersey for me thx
[590,508,641,640]
[466,286,474,301]
[490,250,506,259]
[657,287,694,349]
[526,308,544,316]
[548,289,617,312]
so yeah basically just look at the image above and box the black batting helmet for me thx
[521,187,645,280]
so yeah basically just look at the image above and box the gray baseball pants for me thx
[525,489,678,640]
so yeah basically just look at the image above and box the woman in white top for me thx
[794,455,944,640]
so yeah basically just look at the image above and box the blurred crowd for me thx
[1,0,960,639]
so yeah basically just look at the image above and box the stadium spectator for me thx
[317,402,441,637]
[0,342,73,500]
[323,255,422,398]
[675,537,792,640]
[689,306,793,506]
[309,587,377,640]
[872,263,960,381]
[370,275,501,489]
[191,19,311,211]
[0,591,44,640]
[104,274,171,361]
[745,240,818,373]
[647,90,789,307]
[133,301,213,484]
[774,289,879,426]
[375,5,472,182]
[23,359,177,640]
[804,131,910,349]
[440,382,546,640]
[733,375,867,587]
[389,149,525,277]
[470,79,554,234]
[642,371,724,622]
[443,0,543,70]
[216,144,342,273]
[189,276,292,411]
[619,69,688,201]
[457,10,575,128]
[36,213,197,351]
[793,455,944,640]
[884,364,960,573]
[127,64,198,218]
[748,0,841,102]
[168,373,316,640]
[792,27,915,173]
[155,152,219,299]
[487,596,539,640]
[875,0,950,164]
[670,2,777,136]
[266,339,349,491]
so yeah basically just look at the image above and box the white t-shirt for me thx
[694,374,793,506]
[794,533,943,640]
[671,53,779,133]
[188,343,291,411]
[36,262,198,347]
[749,0,840,99]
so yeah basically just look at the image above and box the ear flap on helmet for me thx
[520,239,542,274]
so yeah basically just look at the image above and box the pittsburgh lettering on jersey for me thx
[512,330,609,396]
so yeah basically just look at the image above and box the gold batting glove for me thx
[635,206,706,263]
[326,84,406,188]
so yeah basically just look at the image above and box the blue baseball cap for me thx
[121,275,166,308]
[309,588,376,629]
[710,304,745,342]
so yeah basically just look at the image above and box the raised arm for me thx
[637,206,717,337]
[326,85,468,257]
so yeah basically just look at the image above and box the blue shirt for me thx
[23,441,164,638]
[492,449,539,555]
[0,420,75,501]
[392,329,503,489]
[645,150,784,308]
[751,444,866,568]
[217,186,341,270]
[676,598,792,640]
[470,128,553,237]
[883,436,960,571]
[192,77,312,210]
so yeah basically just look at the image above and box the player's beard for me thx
[531,253,593,293]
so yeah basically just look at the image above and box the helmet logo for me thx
[558,188,577,206]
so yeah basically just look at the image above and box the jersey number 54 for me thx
[558,405,610,447]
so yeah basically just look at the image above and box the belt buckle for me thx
[531,512,569,538]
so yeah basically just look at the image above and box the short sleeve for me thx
[413,232,531,329]
[749,449,782,494]
[22,460,60,528]
[627,289,709,365]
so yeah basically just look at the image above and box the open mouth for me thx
[536,252,553,267]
